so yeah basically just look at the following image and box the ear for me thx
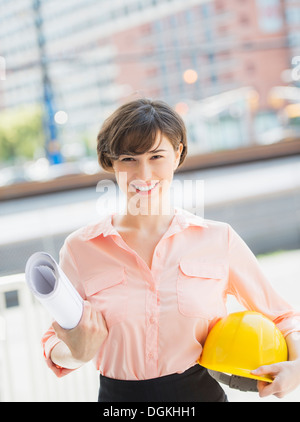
[174,143,183,170]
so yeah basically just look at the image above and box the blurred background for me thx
[0,0,300,402]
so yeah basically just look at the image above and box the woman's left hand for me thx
[251,360,300,398]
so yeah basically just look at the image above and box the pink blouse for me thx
[41,208,300,380]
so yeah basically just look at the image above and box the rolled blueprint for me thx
[25,252,83,329]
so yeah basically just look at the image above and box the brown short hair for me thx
[97,98,187,172]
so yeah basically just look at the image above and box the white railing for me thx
[0,273,99,402]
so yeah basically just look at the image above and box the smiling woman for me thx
[42,98,300,403]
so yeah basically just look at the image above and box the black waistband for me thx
[98,365,227,402]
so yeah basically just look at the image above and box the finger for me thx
[52,320,66,341]
[96,310,106,326]
[83,300,92,317]
[53,320,63,335]
[257,380,269,393]
[97,312,108,337]
[258,382,276,398]
[257,376,283,398]
[79,300,92,326]
[95,309,102,326]
[251,364,279,378]
[90,308,100,328]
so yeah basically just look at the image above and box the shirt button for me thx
[148,352,154,359]
[149,316,156,324]
[156,251,161,258]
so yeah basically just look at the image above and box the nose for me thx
[136,160,153,182]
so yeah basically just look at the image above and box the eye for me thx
[151,155,163,160]
[120,157,135,162]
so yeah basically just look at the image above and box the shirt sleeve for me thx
[227,224,300,337]
[41,239,85,377]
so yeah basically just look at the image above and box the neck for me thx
[121,211,175,232]
[115,196,175,233]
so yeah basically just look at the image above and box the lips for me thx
[131,181,159,194]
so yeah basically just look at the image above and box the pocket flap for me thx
[84,268,125,296]
[179,258,226,279]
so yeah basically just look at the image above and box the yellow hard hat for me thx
[198,311,288,384]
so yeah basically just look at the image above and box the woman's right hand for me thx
[52,300,108,365]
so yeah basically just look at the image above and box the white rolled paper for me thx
[25,252,83,329]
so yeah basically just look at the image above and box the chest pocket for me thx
[84,268,127,327]
[177,258,227,319]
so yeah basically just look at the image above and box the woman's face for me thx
[112,133,183,213]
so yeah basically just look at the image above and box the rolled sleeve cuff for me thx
[274,314,300,338]
[43,337,76,378]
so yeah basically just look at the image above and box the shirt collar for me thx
[174,208,208,230]
[81,207,208,241]
[81,213,118,241]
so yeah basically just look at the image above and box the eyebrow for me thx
[148,148,166,154]
[121,149,167,156]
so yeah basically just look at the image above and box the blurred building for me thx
[0,0,299,155]
[114,0,300,109]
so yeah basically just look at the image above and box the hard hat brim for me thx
[198,358,273,383]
